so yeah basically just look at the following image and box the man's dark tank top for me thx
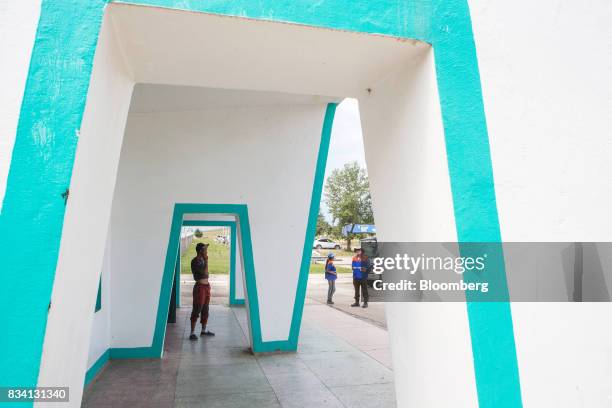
[191,256,208,280]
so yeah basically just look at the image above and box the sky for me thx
[320,98,367,223]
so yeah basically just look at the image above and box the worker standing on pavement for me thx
[351,248,369,308]
[325,253,337,304]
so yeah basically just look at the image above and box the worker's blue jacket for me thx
[352,255,366,279]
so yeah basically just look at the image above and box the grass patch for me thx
[309,263,352,274]
[312,247,357,259]
[181,228,230,275]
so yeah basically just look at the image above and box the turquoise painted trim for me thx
[153,203,300,353]
[113,0,423,39]
[111,205,254,358]
[182,221,235,226]
[84,349,109,387]
[429,3,522,406]
[181,220,243,305]
[228,223,243,305]
[174,252,181,308]
[172,204,268,350]
[109,347,159,359]
[2,1,521,405]
[0,0,108,390]
[182,221,236,226]
[95,277,102,313]
[288,103,336,349]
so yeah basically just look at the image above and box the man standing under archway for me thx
[189,242,215,340]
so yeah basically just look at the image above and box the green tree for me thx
[316,211,332,237]
[194,228,203,238]
[324,161,374,250]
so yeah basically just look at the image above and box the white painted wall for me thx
[359,48,478,407]
[109,100,326,347]
[0,0,41,208]
[469,0,612,405]
[235,226,245,301]
[36,13,134,405]
[87,229,112,367]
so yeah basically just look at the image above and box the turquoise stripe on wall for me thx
[228,223,243,305]
[95,277,102,312]
[0,0,108,391]
[429,2,522,406]
[1,1,521,406]
[174,252,181,308]
[84,349,109,386]
[289,103,336,349]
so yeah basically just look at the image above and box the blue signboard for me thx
[342,224,376,236]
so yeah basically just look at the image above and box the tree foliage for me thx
[324,161,374,249]
[316,211,332,237]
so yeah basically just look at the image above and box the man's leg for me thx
[190,308,200,338]
[361,278,369,307]
[351,278,360,306]
[190,284,203,340]
[200,284,215,336]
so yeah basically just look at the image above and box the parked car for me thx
[313,238,341,250]
[214,235,229,245]
[360,237,381,287]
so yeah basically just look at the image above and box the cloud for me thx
[325,98,366,177]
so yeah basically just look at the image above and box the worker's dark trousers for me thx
[353,278,369,302]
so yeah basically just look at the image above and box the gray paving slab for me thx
[299,350,394,387]
[175,362,272,398]
[256,353,308,375]
[274,385,345,408]
[330,382,397,408]
[83,378,175,406]
[179,346,257,367]
[175,391,280,408]
[297,333,356,354]
[363,348,394,370]
[306,274,387,329]
[265,369,326,393]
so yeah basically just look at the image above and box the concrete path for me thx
[306,274,387,330]
[83,280,395,407]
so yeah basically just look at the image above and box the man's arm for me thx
[361,256,369,273]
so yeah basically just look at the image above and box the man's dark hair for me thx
[196,243,206,252]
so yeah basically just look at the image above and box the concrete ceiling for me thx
[109,3,428,101]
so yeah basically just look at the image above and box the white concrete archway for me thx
[38,4,464,406]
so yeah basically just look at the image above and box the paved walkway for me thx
[83,282,395,407]
[306,274,387,329]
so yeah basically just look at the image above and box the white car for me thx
[313,238,341,250]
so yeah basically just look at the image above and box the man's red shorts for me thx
[191,283,211,325]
